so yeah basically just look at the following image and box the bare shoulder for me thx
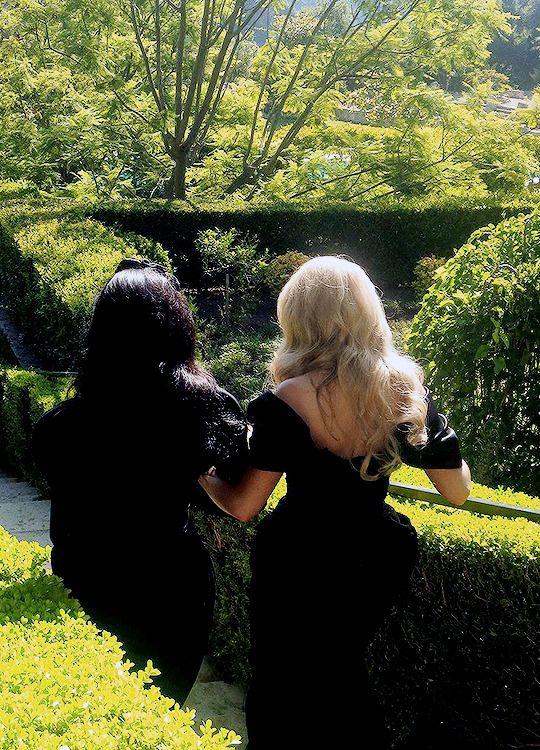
[274,374,324,421]
[275,375,316,403]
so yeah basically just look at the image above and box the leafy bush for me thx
[262,251,310,296]
[196,228,268,318]
[0,180,39,203]
[0,203,171,368]
[407,212,540,496]
[202,331,276,404]
[93,196,540,288]
[413,254,447,301]
[0,525,241,749]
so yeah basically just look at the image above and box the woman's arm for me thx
[198,468,283,523]
[425,460,471,506]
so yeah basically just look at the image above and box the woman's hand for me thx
[198,468,283,522]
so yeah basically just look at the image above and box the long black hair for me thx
[74,258,216,401]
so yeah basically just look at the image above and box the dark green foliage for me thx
[489,0,540,88]
[0,332,16,365]
[0,368,69,484]
[201,328,277,404]
[92,197,539,289]
[408,213,540,496]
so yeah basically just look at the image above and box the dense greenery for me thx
[93,196,539,288]
[408,212,540,496]
[0,524,241,748]
[4,0,535,203]
[0,201,170,368]
[0,364,538,749]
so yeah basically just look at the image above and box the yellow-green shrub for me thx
[0,526,241,749]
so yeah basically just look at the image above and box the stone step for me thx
[0,485,43,502]
[0,498,50,536]
[185,679,247,740]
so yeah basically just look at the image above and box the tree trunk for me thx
[173,150,187,199]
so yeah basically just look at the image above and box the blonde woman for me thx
[200,256,470,749]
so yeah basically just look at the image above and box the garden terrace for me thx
[0,365,538,749]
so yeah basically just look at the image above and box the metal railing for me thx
[389,481,540,524]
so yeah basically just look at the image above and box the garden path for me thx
[0,469,248,740]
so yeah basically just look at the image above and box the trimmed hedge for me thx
[92,197,540,288]
[1,366,539,749]
[0,201,171,368]
[200,474,540,749]
[0,525,241,748]
[0,368,69,485]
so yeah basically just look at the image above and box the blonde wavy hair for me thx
[270,256,428,479]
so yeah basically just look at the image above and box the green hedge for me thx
[198,473,540,750]
[0,524,241,749]
[92,196,540,288]
[0,201,171,369]
[407,212,540,497]
[1,365,539,749]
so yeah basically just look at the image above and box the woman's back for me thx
[34,386,246,557]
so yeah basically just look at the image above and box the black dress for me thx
[244,389,462,749]
[33,386,247,704]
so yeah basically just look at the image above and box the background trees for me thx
[0,0,529,201]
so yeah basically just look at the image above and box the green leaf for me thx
[494,356,506,374]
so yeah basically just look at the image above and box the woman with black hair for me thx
[33,258,248,703]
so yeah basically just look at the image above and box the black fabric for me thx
[244,388,462,749]
[396,388,462,470]
[32,385,248,704]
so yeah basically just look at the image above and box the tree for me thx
[1,0,509,199]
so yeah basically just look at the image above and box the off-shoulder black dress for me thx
[33,386,247,704]
[244,388,462,749]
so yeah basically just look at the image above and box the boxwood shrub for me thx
[0,201,171,368]
[0,525,241,749]
[1,366,538,749]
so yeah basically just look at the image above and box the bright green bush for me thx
[407,212,540,496]
[262,251,310,296]
[0,525,241,749]
[0,368,69,484]
[0,202,171,368]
